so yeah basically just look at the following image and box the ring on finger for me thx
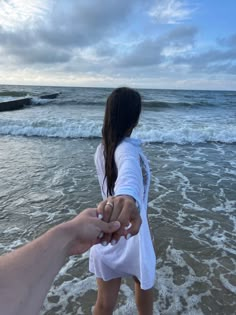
[105,201,114,208]
[124,222,132,230]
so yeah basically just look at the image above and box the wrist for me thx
[116,194,135,202]
[51,222,75,257]
[115,194,140,211]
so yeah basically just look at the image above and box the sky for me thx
[0,0,235,90]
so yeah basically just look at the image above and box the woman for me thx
[89,87,156,314]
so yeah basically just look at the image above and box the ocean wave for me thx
[0,118,236,144]
[135,127,236,144]
[0,95,53,106]
[142,100,215,109]
[31,96,52,105]
[0,94,222,110]
[30,98,215,109]
[0,90,28,97]
[0,118,101,139]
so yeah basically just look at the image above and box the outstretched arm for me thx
[97,142,143,244]
[0,208,120,315]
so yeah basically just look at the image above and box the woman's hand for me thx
[96,196,142,246]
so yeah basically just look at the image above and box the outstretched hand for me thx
[62,208,121,255]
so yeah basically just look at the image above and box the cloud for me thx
[0,0,235,90]
[0,27,71,64]
[117,39,163,67]
[37,0,136,48]
[117,26,197,67]
[173,47,236,72]
[0,0,142,65]
[0,0,50,29]
[14,45,71,64]
[114,27,236,79]
[164,25,197,44]
[218,33,236,48]
[148,0,195,24]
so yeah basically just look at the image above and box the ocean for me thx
[0,85,235,314]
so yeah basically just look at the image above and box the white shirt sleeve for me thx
[114,142,143,209]
[94,144,107,200]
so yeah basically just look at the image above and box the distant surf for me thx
[0,85,235,144]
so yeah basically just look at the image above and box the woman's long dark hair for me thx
[102,87,142,196]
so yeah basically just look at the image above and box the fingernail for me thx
[101,241,108,246]
[98,214,103,220]
[98,232,104,239]
[111,239,117,246]
[113,221,120,228]
[126,233,132,240]
[124,222,132,230]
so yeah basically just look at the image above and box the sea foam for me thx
[0,117,236,144]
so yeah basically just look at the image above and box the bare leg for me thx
[93,277,121,315]
[133,277,153,315]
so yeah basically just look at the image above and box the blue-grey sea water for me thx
[0,85,236,314]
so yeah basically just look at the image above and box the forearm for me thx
[0,208,120,315]
[0,224,70,315]
[114,144,143,209]
[114,159,143,210]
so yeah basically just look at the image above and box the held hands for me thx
[96,195,142,246]
[62,208,121,255]
[61,196,141,257]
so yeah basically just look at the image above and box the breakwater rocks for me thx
[0,93,60,111]
[0,97,31,111]
[39,92,60,99]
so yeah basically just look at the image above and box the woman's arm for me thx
[114,142,143,208]
[96,142,143,245]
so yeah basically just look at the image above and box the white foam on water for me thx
[41,241,216,314]
[0,118,101,138]
[2,226,22,234]
[219,274,236,294]
[166,246,186,267]
[155,261,209,314]
[229,214,236,232]
[0,96,19,102]
[114,284,136,315]
[29,209,58,222]
[42,256,97,314]
[0,106,236,143]
[212,197,236,214]
[31,96,52,105]
[1,239,26,252]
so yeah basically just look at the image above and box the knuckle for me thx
[116,197,123,207]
